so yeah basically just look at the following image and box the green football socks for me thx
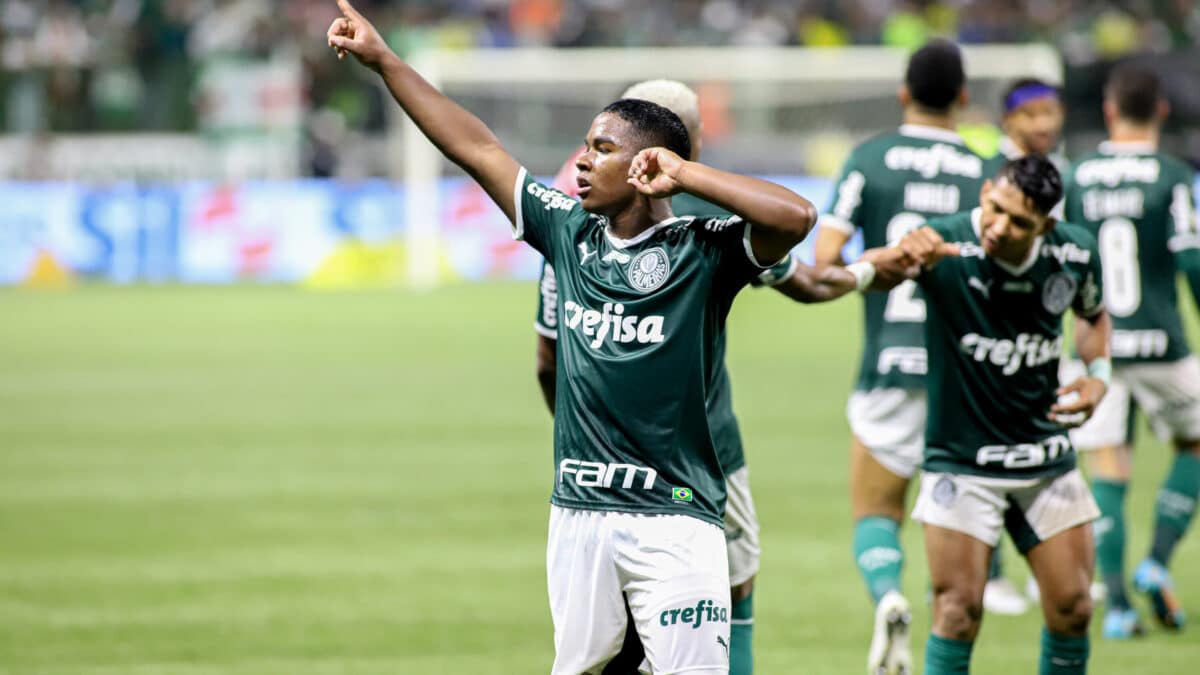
[854,516,904,603]
[1039,629,1088,675]
[730,592,753,675]
[924,634,973,674]
[1150,452,1200,566]
[1092,479,1130,609]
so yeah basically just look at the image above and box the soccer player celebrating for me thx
[813,39,1005,672]
[533,79,873,675]
[1063,64,1200,638]
[860,154,1111,675]
[325,2,822,672]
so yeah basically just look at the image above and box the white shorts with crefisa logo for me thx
[546,506,731,675]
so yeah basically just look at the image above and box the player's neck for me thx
[1108,121,1159,149]
[608,196,674,240]
[902,109,956,131]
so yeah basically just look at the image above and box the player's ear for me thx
[897,85,911,108]
[979,179,992,204]
[956,87,969,109]
[1158,97,1171,123]
[1102,99,1118,127]
[1041,216,1058,235]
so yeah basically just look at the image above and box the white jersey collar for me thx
[604,216,687,250]
[899,124,965,146]
[1099,140,1157,154]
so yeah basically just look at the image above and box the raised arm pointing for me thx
[327,0,521,222]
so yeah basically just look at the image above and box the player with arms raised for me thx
[1063,64,1200,638]
[325,2,822,672]
[859,155,1110,674]
[533,79,874,675]
[813,39,1019,673]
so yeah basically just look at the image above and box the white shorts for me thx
[546,506,731,675]
[1063,355,1200,449]
[911,469,1100,553]
[847,388,927,478]
[724,466,761,587]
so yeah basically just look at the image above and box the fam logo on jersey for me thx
[960,332,1063,375]
[628,247,671,292]
[659,599,728,629]
[976,435,1072,469]
[559,459,657,489]
[1042,272,1077,314]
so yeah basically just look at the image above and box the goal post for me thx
[394,45,1064,289]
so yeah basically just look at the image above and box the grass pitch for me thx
[1,284,1198,674]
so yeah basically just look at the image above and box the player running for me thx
[325,3,824,672]
[534,79,873,675]
[813,39,1005,672]
[860,154,1111,675]
[1062,64,1200,638]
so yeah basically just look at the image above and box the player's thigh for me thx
[922,520,993,640]
[1025,521,1095,632]
[616,514,732,675]
[850,438,911,520]
[546,507,629,675]
[1064,358,1131,451]
[1084,443,1133,482]
[1126,356,1200,445]
[724,466,761,589]
[847,388,926,493]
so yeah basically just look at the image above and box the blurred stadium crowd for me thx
[2,0,1198,134]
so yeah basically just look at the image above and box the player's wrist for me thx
[1086,357,1112,387]
[846,261,876,292]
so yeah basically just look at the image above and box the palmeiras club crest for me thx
[1042,271,1077,314]
[628,247,671,292]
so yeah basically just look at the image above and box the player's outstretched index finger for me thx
[336,0,364,21]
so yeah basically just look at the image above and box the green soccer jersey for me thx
[919,209,1104,479]
[1064,141,1199,363]
[825,125,998,391]
[533,192,750,475]
[516,169,769,526]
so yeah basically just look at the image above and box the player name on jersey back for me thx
[1065,144,1198,363]
[826,126,999,392]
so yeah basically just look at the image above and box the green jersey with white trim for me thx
[516,169,768,526]
[533,192,750,475]
[825,125,998,391]
[1064,142,1199,363]
[919,210,1104,479]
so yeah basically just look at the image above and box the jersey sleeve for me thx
[534,259,558,339]
[749,252,798,288]
[1167,167,1200,254]
[821,153,867,235]
[1073,232,1105,318]
[693,215,785,291]
[511,167,581,262]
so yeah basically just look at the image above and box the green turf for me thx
[1,284,1198,674]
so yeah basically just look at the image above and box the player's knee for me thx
[1045,589,1092,635]
[931,587,983,640]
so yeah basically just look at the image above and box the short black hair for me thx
[600,98,692,161]
[1002,77,1058,112]
[996,155,1062,216]
[1105,63,1161,124]
[905,39,965,112]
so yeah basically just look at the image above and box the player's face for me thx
[575,113,640,214]
[1003,96,1064,156]
[978,178,1053,265]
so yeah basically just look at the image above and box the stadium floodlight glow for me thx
[392,45,1063,289]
